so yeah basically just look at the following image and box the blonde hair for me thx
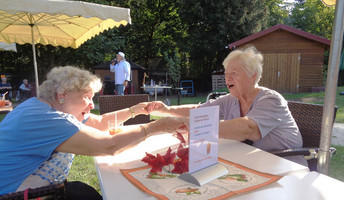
[222,45,263,85]
[38,66,102,102]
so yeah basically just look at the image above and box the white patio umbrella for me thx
[0,0,131,96]
[0,42,16,52]
[318,0,344,174]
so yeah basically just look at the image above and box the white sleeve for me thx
[125,62,131,81]
[109,64,115,72]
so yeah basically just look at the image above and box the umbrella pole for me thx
[30,25,39,97]
[318,0,344,174]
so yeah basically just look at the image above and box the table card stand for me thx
[179,105,227,186]
[179,162,229,186]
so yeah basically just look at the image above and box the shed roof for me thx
[227,24,331,49]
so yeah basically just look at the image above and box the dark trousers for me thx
[65,181,102,200]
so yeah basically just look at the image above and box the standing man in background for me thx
[110,52,131,95]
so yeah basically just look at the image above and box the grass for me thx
[1,87,344,193]
[68,155,101,192]
[329,145,344,181]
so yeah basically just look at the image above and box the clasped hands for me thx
[133,101,189,138]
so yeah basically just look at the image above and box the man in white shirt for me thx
[109,52,131,95]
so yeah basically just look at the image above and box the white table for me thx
[94,134,311,200]
[141,85,172,101]
[0,106,12,114]
[231,171,344,200]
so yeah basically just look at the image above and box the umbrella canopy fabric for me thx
[321,0,336,6]
[0,42,16,52]
[0,0,131,95]
[0,0,131,48]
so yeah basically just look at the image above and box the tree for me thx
[1,0,295,92]
[177,0,269,91]
[164,50,181,88]
[288,0,334,39]
[265,0,290,27]
[115,0,184,71]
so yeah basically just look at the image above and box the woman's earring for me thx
[59,98,65,104]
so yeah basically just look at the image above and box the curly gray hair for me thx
[38,66,102,103]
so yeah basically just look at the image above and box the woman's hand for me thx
[131,102,150,116]
[146,101,168,113]
[147,116,187,136]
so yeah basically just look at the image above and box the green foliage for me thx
[288,0,334,39]
[119,0,184,69]
[164,51,181,87]
[177,0,269,91]
[265,0,290,26]
[1,0,338,92]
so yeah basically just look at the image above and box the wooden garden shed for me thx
[227,24,331,93]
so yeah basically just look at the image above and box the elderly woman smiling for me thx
[147,46,306,167]
[0,66,186,199]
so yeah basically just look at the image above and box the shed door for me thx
[260,53,300,93]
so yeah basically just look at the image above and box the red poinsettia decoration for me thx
[141,147,176,173]
[171,144,189,173]
[141,130,189,174]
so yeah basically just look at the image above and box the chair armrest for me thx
[0,181,66,200]
[28,181,66,199]
[269,147,336,160]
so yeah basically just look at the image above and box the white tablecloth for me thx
[94,134,313,200]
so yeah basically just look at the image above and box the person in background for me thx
[147,45,307,167]
[0,66,187,199]
[109,52,131,95]
[19,79,32,101]
[0,76,12,101]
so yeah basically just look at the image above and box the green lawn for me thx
[1,87,344,193]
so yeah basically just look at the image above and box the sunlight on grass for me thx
[68,155,101,193]
[330,145,344,182]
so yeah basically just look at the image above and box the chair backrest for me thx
[98,94,150,125]
[206,92,228,101]
[287,101,338,148]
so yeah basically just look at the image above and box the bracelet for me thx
[129,106,135,118]
[140,125,148,139]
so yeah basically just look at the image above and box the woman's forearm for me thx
[163,104,198,117]
[219,117,261,142]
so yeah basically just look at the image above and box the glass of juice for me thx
[108,120,123,135]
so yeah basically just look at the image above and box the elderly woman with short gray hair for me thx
[0,66,186,199]
[147,45,306,167]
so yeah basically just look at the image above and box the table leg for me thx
[155,88,157,101]
[177,90,180,105]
